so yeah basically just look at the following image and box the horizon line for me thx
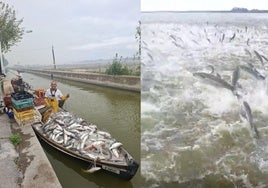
[141,9,268,13]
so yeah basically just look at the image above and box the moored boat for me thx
[31,109,139,180]
[5,76,139,180]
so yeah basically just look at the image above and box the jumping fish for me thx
[169,34,177,41]
[192,40,199,45]
[243,101,253,127]
[254,50,264,66]
[172,41,184,49]
[243,101,259,138]
[229,33,236,42]
[246,38,250,46]
[193,72,235,92]
[261,55,268,62]
[239,65,265,80]
[220,33,225,43]
[244,49,252,57]
[232,66,240,88]
[147,52,154,61]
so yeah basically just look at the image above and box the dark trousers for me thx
[18,78,23,85]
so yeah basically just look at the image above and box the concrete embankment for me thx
[0,114,62,188]
[24,69,140,92]
[0,79,62,188]
[0,114,20,188]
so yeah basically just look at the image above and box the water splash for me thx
[141,12,268,187]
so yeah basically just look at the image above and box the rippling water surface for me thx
[141,12,268,188]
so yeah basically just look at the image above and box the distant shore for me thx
[142,10,268,13]
[142,8,268,14]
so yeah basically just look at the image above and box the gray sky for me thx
[3,0,140,66]
[141,0,268,11]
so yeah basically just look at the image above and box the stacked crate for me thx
[11,92,35,126]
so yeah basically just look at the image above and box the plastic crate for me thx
[13,106,34,112]
[14,109,42,126]
[13,108,35,120]
[11,92,33,100]
[11,97,34,109]
[14,115,35,126]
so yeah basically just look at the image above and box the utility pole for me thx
[52,45,56,69]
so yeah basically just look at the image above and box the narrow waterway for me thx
[7,71,140,188]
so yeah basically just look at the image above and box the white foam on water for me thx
[141,101,160,114]
[141,14,268,186]
[259,158,268,173]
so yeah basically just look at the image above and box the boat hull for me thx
[32,123,139,180]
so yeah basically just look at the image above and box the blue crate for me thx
[11,97,34,109]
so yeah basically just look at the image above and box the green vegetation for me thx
[0,2,27,53]
[9,133,22,146]
[105,53,139,76]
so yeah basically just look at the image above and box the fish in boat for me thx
[32,110,139,180]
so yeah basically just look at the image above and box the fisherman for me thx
[45,81,69,108]
[16,70,25,92]
[17,70,23,85]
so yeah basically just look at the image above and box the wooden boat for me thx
[31,109,139,180]
[7,79,139,180]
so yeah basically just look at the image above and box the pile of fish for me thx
[36,110,124,161]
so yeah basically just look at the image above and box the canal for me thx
[8,71,140,188]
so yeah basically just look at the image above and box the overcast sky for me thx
[3,0,140,66]
[141,0,268,12]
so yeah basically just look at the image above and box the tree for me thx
[105,53,132,75]
[106,53,122,75]
[135,21,141,60]
[0,2,25,53]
